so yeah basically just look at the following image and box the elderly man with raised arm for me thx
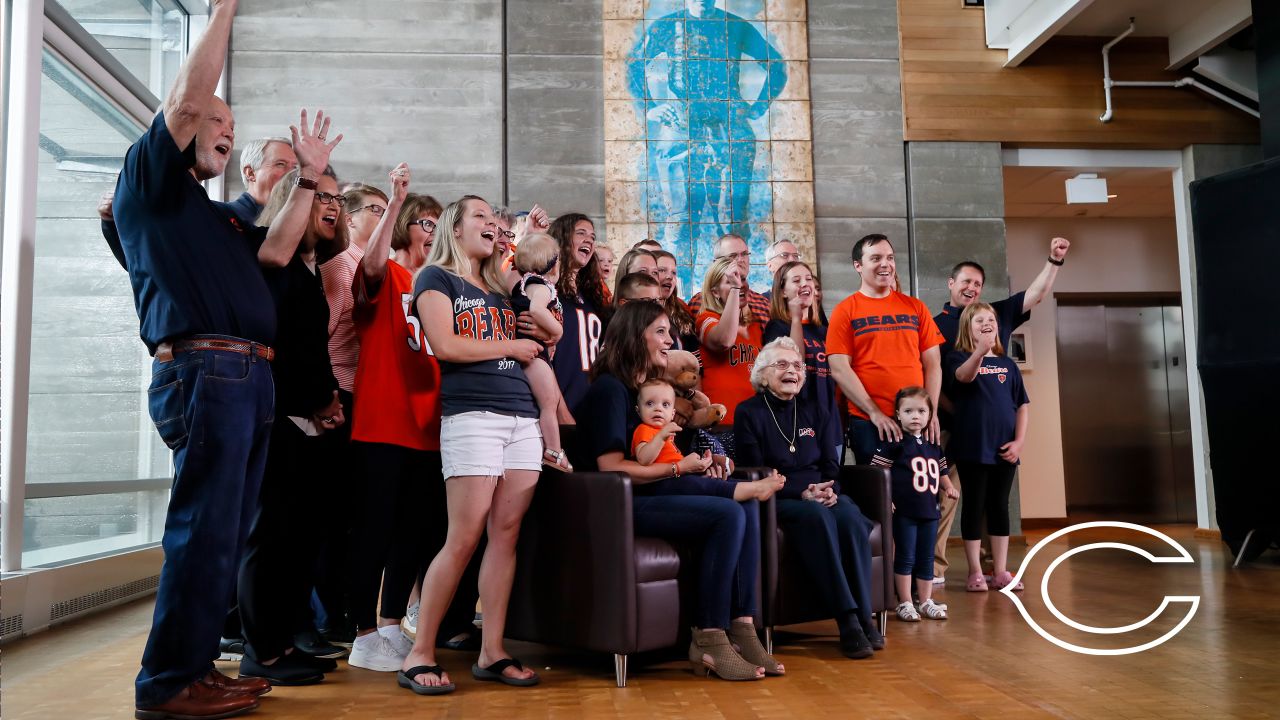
[112,2,341,717]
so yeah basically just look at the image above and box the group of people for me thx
[112,3,1070,719]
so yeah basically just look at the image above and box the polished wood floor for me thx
[5,526,1279,719]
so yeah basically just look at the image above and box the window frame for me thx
[1,0,209,572]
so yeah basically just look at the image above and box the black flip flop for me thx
[397,665,456,695]
[471,657,540,686]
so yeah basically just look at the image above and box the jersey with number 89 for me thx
[871,435,949,520]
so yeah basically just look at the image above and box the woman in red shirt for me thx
[344,165,451,672]
[696,256,762,427]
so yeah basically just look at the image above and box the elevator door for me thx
[1056,301,1196,523]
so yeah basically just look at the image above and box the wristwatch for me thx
[295,176,318,191]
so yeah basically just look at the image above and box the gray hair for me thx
[239,137,292,186]
[764,239,799,262]
[750,336,805,391]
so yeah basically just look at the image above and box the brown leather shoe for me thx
[134,678,259,720]
[202,668,271,696]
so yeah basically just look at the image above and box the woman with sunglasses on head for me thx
[342,166,453,673]
[764,260,836,418]
[236,165,349,685]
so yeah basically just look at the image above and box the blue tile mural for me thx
[606,0,814,295]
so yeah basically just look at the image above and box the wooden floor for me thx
[5,526,1279,719]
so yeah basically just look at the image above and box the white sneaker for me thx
[379,624,414,657]
[348,631,405,672]
[931,575,946,586]
[917,598,948,620]
[401,602,419,641]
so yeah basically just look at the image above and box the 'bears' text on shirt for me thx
[850,314,921,335]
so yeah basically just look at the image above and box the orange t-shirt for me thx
[350,260,443,451]
[695,311,762,424]
[631,423,684,464]
[826,291,944,419]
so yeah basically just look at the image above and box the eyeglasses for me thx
[768,360,805,372]
[717,250,751,262]
[349,204,386,217]
[494,228,516,239]
[413,218,437,233]
[315,192,346,207]
[771,251,801,263]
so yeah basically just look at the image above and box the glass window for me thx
[57,0,186,98]
[21,49,169,566]
[22,491,167,567]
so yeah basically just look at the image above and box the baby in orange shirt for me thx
[632,379,782,501]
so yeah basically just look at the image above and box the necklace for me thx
[764,394,798,453]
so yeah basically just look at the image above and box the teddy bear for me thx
[662,349,728,429]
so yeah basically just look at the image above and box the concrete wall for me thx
[1007,216,1182,519]
[808,0,905,306]
[227,0,605,221]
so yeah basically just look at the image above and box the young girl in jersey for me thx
[510,232,572,472]
[945,302,1030,593]
[632,379,782,501]
[872,387,958,621]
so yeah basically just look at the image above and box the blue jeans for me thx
[632,494,759,629]
[892,515,938,581]
[776,496,875,625]
[135,343,274,707]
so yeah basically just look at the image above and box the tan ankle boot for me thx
[727,620,784,675]
[688,627,763,681]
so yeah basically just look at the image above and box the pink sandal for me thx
[990,571,1024,592]
[966,572,988,592]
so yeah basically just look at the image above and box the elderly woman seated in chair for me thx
[733,337,884,659]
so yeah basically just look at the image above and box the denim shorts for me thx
[440,411,542,479]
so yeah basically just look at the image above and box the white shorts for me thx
[440,411,543,479]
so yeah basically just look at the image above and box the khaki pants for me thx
[934,463,960,578]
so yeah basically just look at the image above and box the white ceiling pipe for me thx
[1099,19,1259,122]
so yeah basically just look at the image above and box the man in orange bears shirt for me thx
[827,234,945,463]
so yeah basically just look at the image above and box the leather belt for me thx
[155,337,275,362]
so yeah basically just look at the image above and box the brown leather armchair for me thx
[505,467,680,687]
[506,428,774,687]
[760,464,895,651]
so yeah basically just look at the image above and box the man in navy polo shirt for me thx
[930,236,1070,584]
[98,137,296,271]
[113,1,342,717]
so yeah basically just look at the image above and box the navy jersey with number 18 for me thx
[872,435,950,520]
[554,292,606,415]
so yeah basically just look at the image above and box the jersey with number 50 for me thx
[872,435,949,520]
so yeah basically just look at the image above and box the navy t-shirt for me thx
[112,113,276,353]
[871,435,949,520]
[763,319,836,416]
[734,391,842,499]
[576,372,640,471]
[412,266,537,418]
[553,292,606,415]
[103,191,262,272]
[934,291,1029,358]
[943,350,1029,465]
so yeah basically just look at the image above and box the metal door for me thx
[1056,301,1196,523]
